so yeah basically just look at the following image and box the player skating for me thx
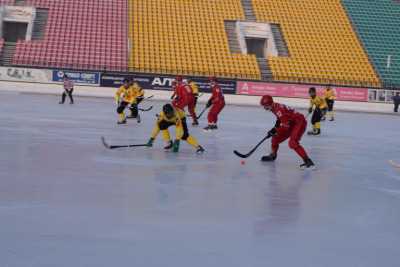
[308,87,327,135]
[59,75,74,104]
[323,85,336,121]
[146,104,205,153]
[171,76,198,125]
[204,77,225,131]
[260,95,315,169]
[115,78,135,124]
[127,79,144,123]
[188,79,199,126]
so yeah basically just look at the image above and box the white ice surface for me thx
[0,91,400,267]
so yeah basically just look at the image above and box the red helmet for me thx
[176,76,183,82]
[260,95,274,107]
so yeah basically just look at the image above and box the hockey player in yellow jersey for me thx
[188,79,199,108]
[127,80,145,123]
[146,104,205,153]
[307,87,327,135]
[115,78,136,124]
[323,85,336,121]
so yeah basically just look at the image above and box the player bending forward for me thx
[260,95,315,169]
[171,76,198,126]
[115,79,135,124]
[146,104,205,153]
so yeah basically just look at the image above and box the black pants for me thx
[61,89,74,103]
[326,99,334,111]
[117,101,129,114]
[395,103,399,112]
[158,118,189,140]
[129,103,138,117]
[311,108,323,125]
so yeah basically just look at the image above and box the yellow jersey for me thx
[189,81,199,95]
[310,96,327,110]
[324,88,336,100]
[115,85,136,104]
[157,107,186,139]
[129,83,144,103]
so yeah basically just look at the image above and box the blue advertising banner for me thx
[100,73,236,94]
[52,70,100,85]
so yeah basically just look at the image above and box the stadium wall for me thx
[0,67,398,114]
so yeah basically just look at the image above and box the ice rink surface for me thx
[1,91,400,267]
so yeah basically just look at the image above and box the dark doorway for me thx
[2,21,28,43]
[245,37,266,58]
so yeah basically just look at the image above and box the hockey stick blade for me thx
[101,136,148,149]
[139,106,153,112]
[101,136,111,149]
[145,95,154,100]
[233,134,272,158]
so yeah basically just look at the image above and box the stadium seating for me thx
[252,0,381,87]
[10,0,128,71]
[0,0,14,5]
[128,0,261,80]
[342,0,400,87]
[1,0,397,88]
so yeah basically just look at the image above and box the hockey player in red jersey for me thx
[171,77,185,109]
[260,95,315,169]
[204,77,225,131]
[171,76,198,125]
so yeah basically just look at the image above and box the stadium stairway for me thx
[241,0,256,21]
[32,8,48,41]
[270,24,289,57]
[224,21,242,54]
[0,42,16,66]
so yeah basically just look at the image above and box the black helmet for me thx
[163,104,174,117]
[123,78,130,84]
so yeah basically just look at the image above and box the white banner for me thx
[0,67,53,83]
[3,6,35,22]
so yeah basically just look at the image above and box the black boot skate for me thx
[261,153,277,162]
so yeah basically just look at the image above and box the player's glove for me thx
[172,140,180,153]
[146,137,154,147]
[268,128,277,136]
[308,107,313,114]
[206,99,212,108]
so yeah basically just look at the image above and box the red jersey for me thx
[173,82,194,109]
[271,103,305,135]
[176,82,192,99]
[210,84,225,104]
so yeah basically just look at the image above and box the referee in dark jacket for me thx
[393,92,400,113]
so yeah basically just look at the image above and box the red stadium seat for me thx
[3,0,128,71]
